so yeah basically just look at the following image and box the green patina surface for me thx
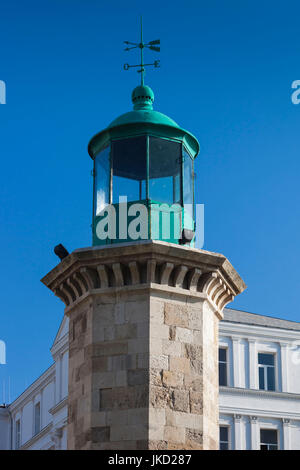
[88,85,200,160]
[88,85,198,247]
[93,199,195,247]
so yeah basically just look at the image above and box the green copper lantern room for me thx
[88,84,200,246]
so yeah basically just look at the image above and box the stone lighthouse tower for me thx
[41,32,246,450]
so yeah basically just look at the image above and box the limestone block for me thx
[103,326,115,341]
[107,354,136,371]
[149,408,166,426]
[171,390,190,412]
[114,303,125,324]
[115,323,137,340]
[164,304,189,328]
[149,440,168,450]
[100,385,148,411]
[187,308,202,331]
[150,323,170,340]
[169,357,190,374]
[127,369,148,386]
[125,301,149,323]
[150,355,169,370]
[115,370,127,387]
[110,424,148,442]
[137,322,149,338]
[106,410,128,426]
[164,426,186,443]
[127,408,148,425]
[137,353,148,369]
[162,340,182,357]
[189,391,203,414]
[149,300,165,324]
[185,428,203,449]
[149,338,162,355]
[93,341,128,357]
[128,338,149,354]
[92,371,115,389]
[166,410,203,430]
[150,386,170,408]
[91,411,106,427]
[149,422,164,441]
[175,326,194,344]
[150,369,163,387]
[162,370,184,388]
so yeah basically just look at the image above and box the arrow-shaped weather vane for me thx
[123,17,160,86]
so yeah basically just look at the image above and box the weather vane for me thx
[123,17,160,86]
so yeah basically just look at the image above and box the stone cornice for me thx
[41,241,245,318]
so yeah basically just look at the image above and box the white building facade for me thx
[219,308,300,450]
[1,308,300,450]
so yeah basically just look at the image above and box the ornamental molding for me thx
[50,332,69,358]
[220,406,300,421]
[19,423,53,450]
[234,414,242,420]
[220,386,300,401]
[41,241,245,319]
[220,322,300,343]
[49,397,68,416]
[9,365,55,413]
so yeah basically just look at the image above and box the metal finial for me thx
[123,16,160,86]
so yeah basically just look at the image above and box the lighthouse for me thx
[89,83,199,247]
[41,25,246,450]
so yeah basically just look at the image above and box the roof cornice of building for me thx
[220,319,300,342]
[224,308,300,331]
[19,423,53,450]
[9,364,55,412]
[220,385,300,401]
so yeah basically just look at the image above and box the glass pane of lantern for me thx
[94,145,110,215]
[112,136,147,203]
[149,137,182,205]
[183,147,194,228]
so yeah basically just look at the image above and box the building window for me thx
[219,347,228,386]
[34,402,41,435]
[15,419,21,449]
[219,426,230,450]
[258,353,275,391]
[260,429,278,450]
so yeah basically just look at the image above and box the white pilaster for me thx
[55,356,61,404]
[282,418,291,450]
[232,337,242,388]
[40,389,43,430]
[234,414,243,450]
[248,339,257,389]
[280,343,289,393]
[250,416,259,450]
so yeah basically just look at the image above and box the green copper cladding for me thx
[88,85,200,159]
[88,84,200,247]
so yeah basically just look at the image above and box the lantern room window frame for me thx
[92,134,194,231]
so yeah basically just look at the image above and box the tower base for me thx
[41,241,245,450]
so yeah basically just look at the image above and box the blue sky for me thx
[0,0,299,401]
